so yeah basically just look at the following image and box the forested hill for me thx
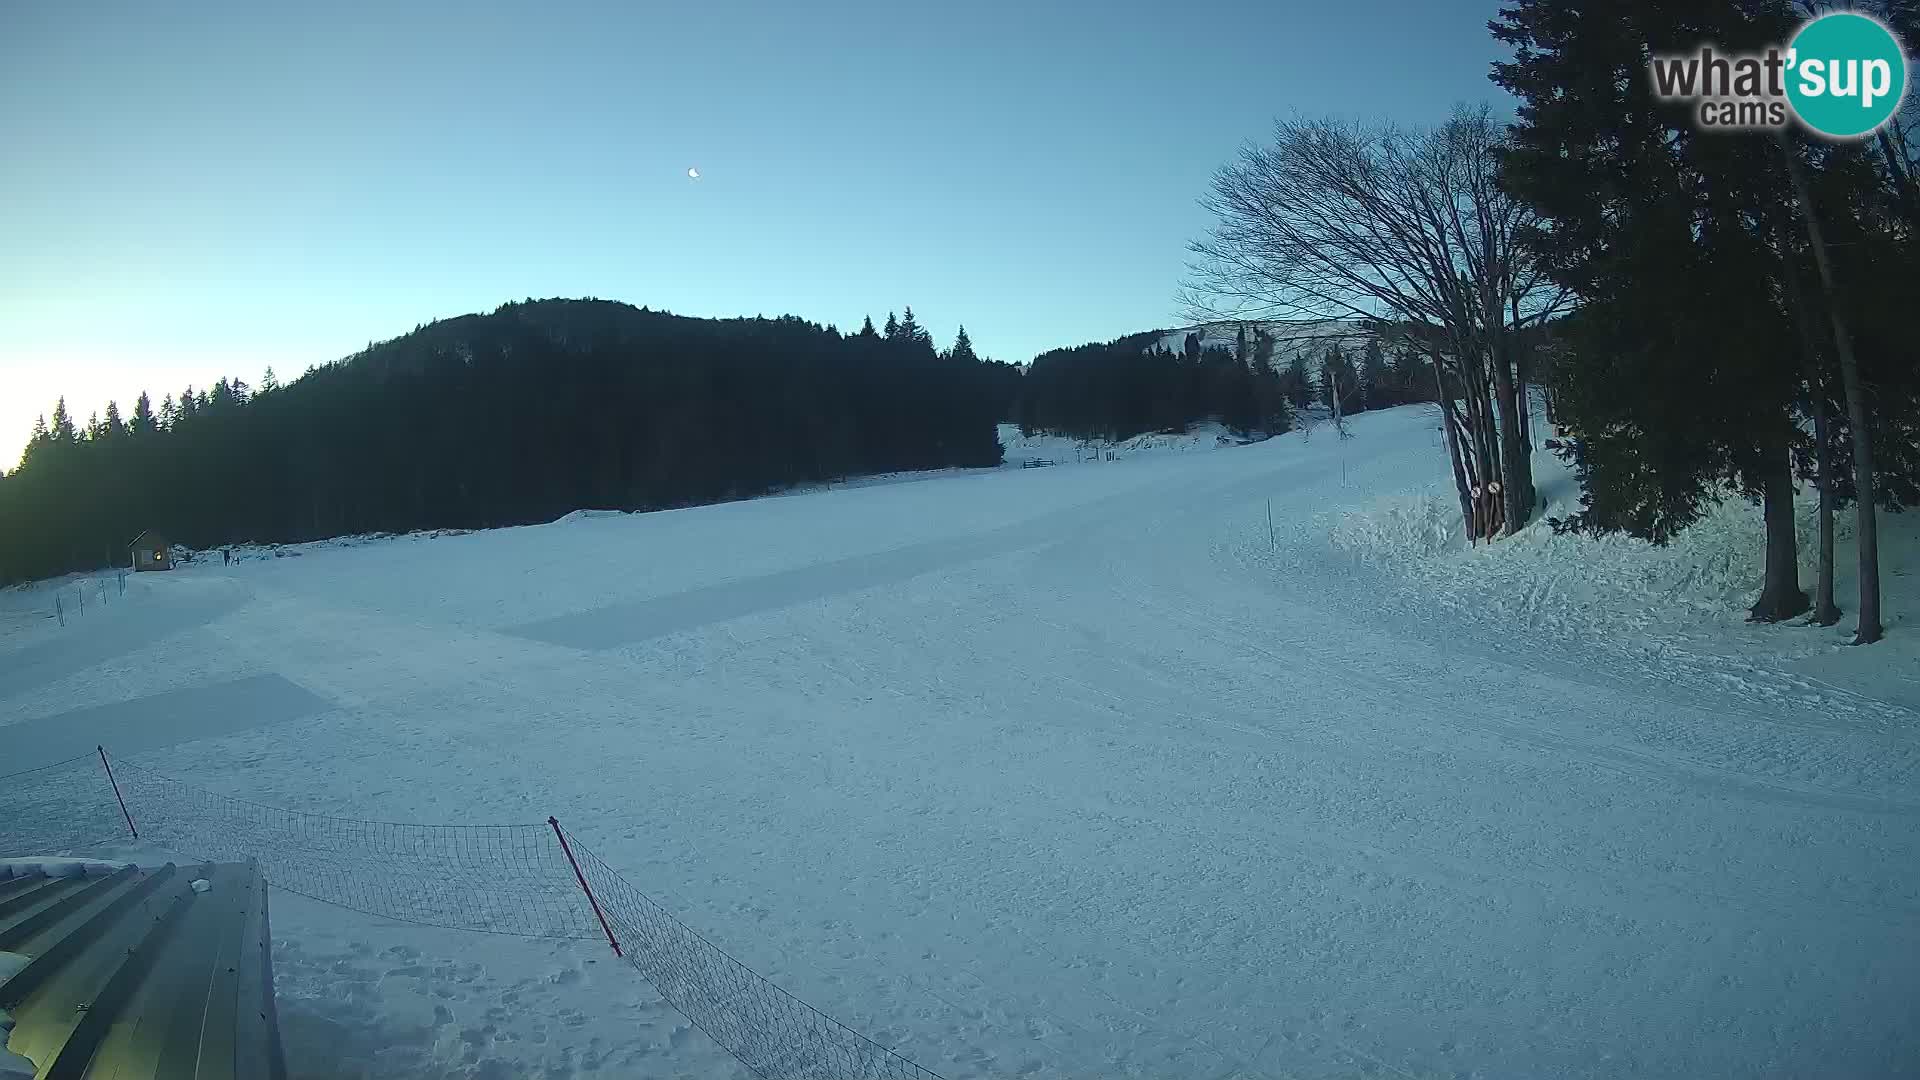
[0,299,1022,585]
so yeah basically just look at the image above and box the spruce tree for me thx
[24,416,48,462]
[1285,350,1311,409]
[950,326,979,364]
[49,398,76,443]
[1361,338,1390,409]
[1494,0,1810,621]
[898,306,932,349]
[131,393,155,437]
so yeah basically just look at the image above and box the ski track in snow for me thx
[3,408,1917,1079]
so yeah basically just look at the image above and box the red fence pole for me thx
[549,817,622,958]
[97,745,138,840]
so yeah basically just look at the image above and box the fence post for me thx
[549,817,622,958]
[97,746,138,840]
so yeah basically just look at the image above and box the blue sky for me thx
[0,0,1510,465]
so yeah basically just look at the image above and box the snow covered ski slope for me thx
[3,405,1916,1078]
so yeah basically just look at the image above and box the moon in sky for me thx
[687,167,700,180]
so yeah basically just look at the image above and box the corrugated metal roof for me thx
[0,862,285,1080]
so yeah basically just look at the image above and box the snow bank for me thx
[176,528,479,568]
[0,1003,31,1078]
[999,421,1253,468]
[1327,448,1853,626]
[1325,491,1462,566]
[549,509,631,525]
[1316,436,1919,719]
[0,857,130,880]
[0,953,30,1076]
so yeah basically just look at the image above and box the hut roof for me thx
[0,860,285,1079]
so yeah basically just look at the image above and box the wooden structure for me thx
[129,530,172,572]
[0,860,286,1078]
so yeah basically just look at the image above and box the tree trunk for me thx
[1785,141,1883,644]
[1468,360,1501,524]
[1515,339,1532,453]
[1811,392,1840,625]
[1778,238,1841,626]
[1749,434,1810,623]
[1457,351,1495,495]
[1488,336,1533,534]
[1431,347,1474,536]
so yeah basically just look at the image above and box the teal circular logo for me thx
[1786,13,1908,138]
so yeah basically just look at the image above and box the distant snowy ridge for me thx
[1155,318,1373,358]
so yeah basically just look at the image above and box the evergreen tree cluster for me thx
[1015,330,1285,440]
[1016,325,1437,441]
[1493,0,1920,638]
[1015,332,1247,439]
[0,299,1021,585]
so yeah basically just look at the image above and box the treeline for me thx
[0,299,1021,585]
[1014,324,1435,442]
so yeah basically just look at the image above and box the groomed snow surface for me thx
[4,410,1917,1079]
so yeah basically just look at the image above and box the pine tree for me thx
[49,397,76,442]
[1236,330,1283,432]
[883,312,900,340]
[950,326,979,364]
[1494,0,1810,621]
[22,415,49,465]
[1361,337,1390,409]
[858,316,879,339]
[1285,350,1311,409]
[1321,345,1359,413]
[261,367,280,394]
[898,306,932,348]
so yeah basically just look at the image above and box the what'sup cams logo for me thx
[1650,12,1909,138]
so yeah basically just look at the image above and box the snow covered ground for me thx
[999,421,1258,468]
[3,405,1917,1079]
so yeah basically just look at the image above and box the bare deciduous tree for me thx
[1182,106,1569,541]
